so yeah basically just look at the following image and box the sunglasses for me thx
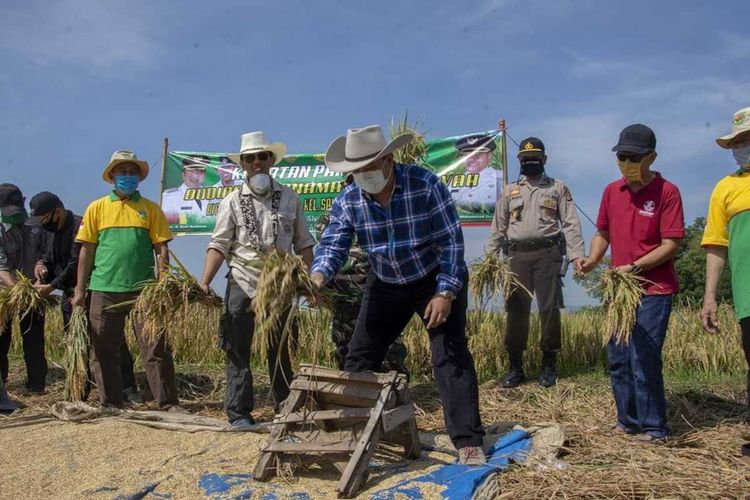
[241,152,271,162]
[616,152,646,162]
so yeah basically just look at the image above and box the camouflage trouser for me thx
[331,299,408,375]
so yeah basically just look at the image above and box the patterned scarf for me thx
[239,189,282,253]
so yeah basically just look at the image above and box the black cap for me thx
[517,137,545,158]
[28,191,64,223]
[612,124,656,155]
[0,183,25,217]
[456,134,497,153]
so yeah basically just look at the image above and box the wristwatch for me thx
[630,262,643,274]
[437,290,456,301]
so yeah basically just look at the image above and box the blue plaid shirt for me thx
[312,163,466,294]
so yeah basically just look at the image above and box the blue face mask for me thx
[114,175,140,195]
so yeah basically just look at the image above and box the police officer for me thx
[452,134,503,213]
[486,137,585,388]
[315,175,408,374]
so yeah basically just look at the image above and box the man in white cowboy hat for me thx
[310,125,486,465]
[199,132,315,430]
[72,150,183,411]
[701,106,750,456]
[162,154,211,225]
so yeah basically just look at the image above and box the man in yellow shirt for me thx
[72,150,181,411]
[701,106,750,458]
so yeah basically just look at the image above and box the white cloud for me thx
[0,0,164,76]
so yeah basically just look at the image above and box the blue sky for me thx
[2,0,748,307]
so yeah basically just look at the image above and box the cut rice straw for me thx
[64,307,89,402]
[251,251,334,372]
[0,271,50,327]
[125,250,222,346]
[389,112,428,165]
[469,253,530,304]
[600,267,651,346]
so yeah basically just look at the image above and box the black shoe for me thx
[538,365,558,388]
[122,387,144,404]
[501,367,525,388]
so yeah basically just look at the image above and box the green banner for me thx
[161,129,504,235]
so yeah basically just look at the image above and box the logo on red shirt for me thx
[639,200,656,217]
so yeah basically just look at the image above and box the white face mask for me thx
[353,168,390,194]
[248,173,271,195]
[732,145,750,168]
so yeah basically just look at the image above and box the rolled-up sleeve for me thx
[292,198,315,254]
[311,196,354,283]
[428,180,465,294]
[207,195,236,258]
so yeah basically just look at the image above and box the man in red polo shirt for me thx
[578,124,685,443]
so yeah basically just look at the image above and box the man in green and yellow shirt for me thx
[701,107,750,454]
[72,150,180,410]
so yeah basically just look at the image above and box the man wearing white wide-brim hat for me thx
[701,106,750,458]
[310,125,486,465]
[199,132,315,430]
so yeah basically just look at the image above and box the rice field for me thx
[8,302,746,383]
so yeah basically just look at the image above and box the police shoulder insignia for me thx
[563,186,572,201]
[510,188,521,197]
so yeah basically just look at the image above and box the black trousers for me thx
[60,294,137,392]
[345,270,485,449]
[740,317,750,406]
[222,279,296,422]
[0,310,47,390]
[505,245,564,355]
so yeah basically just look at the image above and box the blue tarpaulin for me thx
[370,429,532,499]
[197,429,532,499]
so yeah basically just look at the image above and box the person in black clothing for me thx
[0,184,47,392]
[28,192,142,404]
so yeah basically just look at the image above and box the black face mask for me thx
[520,159,545,177]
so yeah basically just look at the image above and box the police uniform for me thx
[315,212,408,374]
[486,137,585,387]
[452,134,503,213]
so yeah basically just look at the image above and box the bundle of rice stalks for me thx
[469,253,530,304]
[64,307,89,402]
[252,251,334,367]
[600,268,649,346]
[0,271,50,326]
[128,251,222,345]
[389,112,428,165]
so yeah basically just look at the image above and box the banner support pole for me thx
[159,137,169,207]
[498,119,508,186]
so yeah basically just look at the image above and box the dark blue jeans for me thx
[607,294,673,438]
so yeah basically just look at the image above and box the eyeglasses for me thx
[616,152,646,162]
[241,152,271,162]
